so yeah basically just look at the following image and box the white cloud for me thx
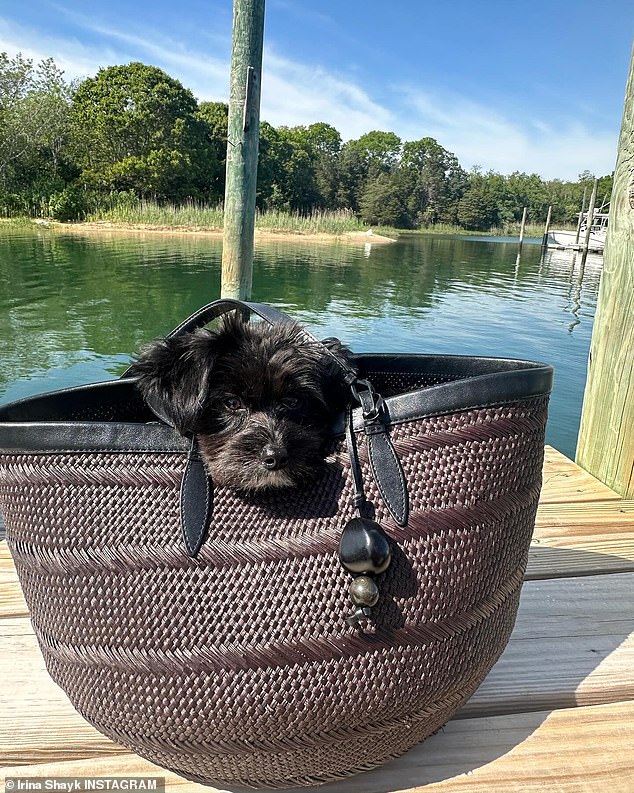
[54,13,230,97]
[0,18,112,80]
[395,87,618,179]
[0,15,229,95]
[261,50,393,137]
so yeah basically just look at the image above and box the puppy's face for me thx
[131,314,354,491]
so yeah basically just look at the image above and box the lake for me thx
[0,227,601,459]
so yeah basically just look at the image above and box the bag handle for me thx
[121,299,358,385]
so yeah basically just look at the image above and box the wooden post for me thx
[576,46,634,497]
[518,206,527,248]
[575,186,587,245]
[542,205,552,249]
[221,0,265,299]
[582,179,598,253]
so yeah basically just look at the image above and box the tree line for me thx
[0,53,613,229]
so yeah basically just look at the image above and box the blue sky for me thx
[1,0,632,180]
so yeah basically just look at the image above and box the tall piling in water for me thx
[221,0,266,300]
[542,205,552,250]
[574,186,587,246]
[518,206,527,249]
[582,179,598,254]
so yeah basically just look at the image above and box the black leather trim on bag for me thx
[0,357,553,453]
[344,359,554,434]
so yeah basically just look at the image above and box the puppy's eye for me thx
[280,395,301,410]
[224,397,243,411]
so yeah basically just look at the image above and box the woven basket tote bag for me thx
[0,300,553,789]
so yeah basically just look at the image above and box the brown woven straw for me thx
[0,381,549,788]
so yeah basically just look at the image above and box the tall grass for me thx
[255,208,366,234]
[88,198,368,235]
[0,216,36,228]
[88,198,225,229]
[498,221,554,237]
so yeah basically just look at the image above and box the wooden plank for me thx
[2,573,633,765]
[463,572,634,717]
[0,542,28,618]
[4,528,634,619]
[2,701,633,793]
[2,449,628,614]
[535,498,634,533]
[6,494,634,621]
[0,620,128,764]
[526,543,634,578]
[540,446,621,503]
[531,499,634,578]
[294,700,634,793]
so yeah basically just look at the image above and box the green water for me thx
[0,228,601,458]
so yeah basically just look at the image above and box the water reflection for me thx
[0,229,600,457]
[540,248,602,334]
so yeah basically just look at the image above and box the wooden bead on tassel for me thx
[338,516,392,575]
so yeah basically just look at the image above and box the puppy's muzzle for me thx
[260,444,289,471]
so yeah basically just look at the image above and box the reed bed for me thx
[7,197,557,240]
[88,199,225,229]
[88,200,367,235]
[254,208,366,234]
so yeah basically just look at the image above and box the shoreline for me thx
[23,220,398,245]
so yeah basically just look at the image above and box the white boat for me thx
[547,211,608,253]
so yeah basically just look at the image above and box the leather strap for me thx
[350,379,409,527]
[181,437,213,557]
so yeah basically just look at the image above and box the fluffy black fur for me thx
[130,313,356,491]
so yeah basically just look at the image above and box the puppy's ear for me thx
[319,337,357,411]
[129,329,217,434]
[321,337,356,369]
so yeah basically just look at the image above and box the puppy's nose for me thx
[260,444,289,470]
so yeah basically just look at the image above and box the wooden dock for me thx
[1,446,633,791]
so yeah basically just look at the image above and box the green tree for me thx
[400,137,467,225]
[457,174,499,230]
[70,62,218,200]
[301,122,342,208]
[333,143,368,211]
[0,52,75,214]
[480,170,515,226]
[256,124,323,211]
[197,101,229,202]
[505,171,549,222]
[359,170,413,228]
[348,130,402,172]
[256,122,292,209]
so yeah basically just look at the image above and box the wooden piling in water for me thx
[582,179,598,254]
[518,206,527,248]
[221,0,266,300]
[542,205,552,249]
[575,186,587,246]
[576,45,634,498]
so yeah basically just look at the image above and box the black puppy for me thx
[131,313,355,491]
